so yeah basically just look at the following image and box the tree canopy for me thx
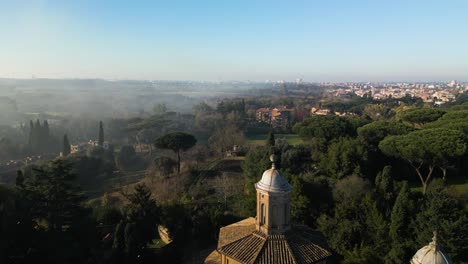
[319,137,367,180]
[363,104,393,121]
[379,128,466,194]
[424,109,468,134]
[401,108,445,127]
[293,115,359,142]
[22,159,86,231]
[155,132,197,173]
[357,121,413,147]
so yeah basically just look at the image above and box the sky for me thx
[0,0,467,82]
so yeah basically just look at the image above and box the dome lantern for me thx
[254,154,292,235]
[254,154,292,193]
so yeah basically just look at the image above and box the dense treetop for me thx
[293,115,365,141]
[401,108,446,127]
[357,121,414,147]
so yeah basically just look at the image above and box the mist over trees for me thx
[0,80,467,263]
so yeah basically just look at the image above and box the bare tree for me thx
[208,124,246,156]
[213,172,242,209]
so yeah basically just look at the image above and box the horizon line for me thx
[0,76,466,84]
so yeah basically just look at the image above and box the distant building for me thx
[256,106,293,129]
[417,93,432,102]
[88,140,111,150]
[70,140,110,154]
[256,108,272,123]
[70,143,88,154]
[448,80,457,88]
[311,107,331,116]
[271,107,292,128]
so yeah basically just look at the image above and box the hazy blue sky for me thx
[1,0,467,81]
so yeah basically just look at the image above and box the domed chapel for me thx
[205,155,333,264]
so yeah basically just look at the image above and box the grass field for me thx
[409,176,468,194]
[246,133,303,146]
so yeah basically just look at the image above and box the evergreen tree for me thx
[240,148,271,215]
[111,185,160,259]
[154,132,197,173]
[412,180,468,261]
[98,121,104,146]
[241,99,246,116]
[375,166,394,195]
[33,119,42,153]
[343,245,382,264]
[43,120,49,138]
[113,220,126,251]
[22,159,85,231]
[386,182,414,263]
[266,131,275,147]
[28,120,34,152]
[361,194,388,255]
[379,128,467,194]
[318,189,388,263]
[42,120,50,152]
[375,166,396,215]
[124,222,138,257]
[15,170,24,187]
[63,134,71,156]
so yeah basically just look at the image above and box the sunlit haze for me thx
[1,0,468,81]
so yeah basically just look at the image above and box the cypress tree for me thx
[35,119,41,132]
[113,220,126,251]
[43,120,50,152]
[389,182,412,239]
[413,180,468,261]
[375,166,394,194]
[241,99,246,115]
[386,182,413,263]
[375,166,396,215]
[28,120,34,152]
[266,131,275,147]
[16,170,24,187]
[124,222,137,256]
[63,134,71,156]
[43,120,49,139]
[33,119,42,153]
[98,121,104,146]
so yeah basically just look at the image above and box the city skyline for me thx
[1,0,468,81]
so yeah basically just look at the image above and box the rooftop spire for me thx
[270,154,277,169]
[430,230,438,249]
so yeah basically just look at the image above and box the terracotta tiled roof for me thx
[218,231,266,263]
[287,225,332,263]
[218,218,257,249]
[256,108,271,113]
[217,219,332,264]
[255,233,296,264]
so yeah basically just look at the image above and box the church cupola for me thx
[411,231,452,264]
[255,154,292,235]
[213,154,333,264]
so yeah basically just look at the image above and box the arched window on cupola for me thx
[261,203,265,225]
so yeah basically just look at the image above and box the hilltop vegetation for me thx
[0,83,467,263]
